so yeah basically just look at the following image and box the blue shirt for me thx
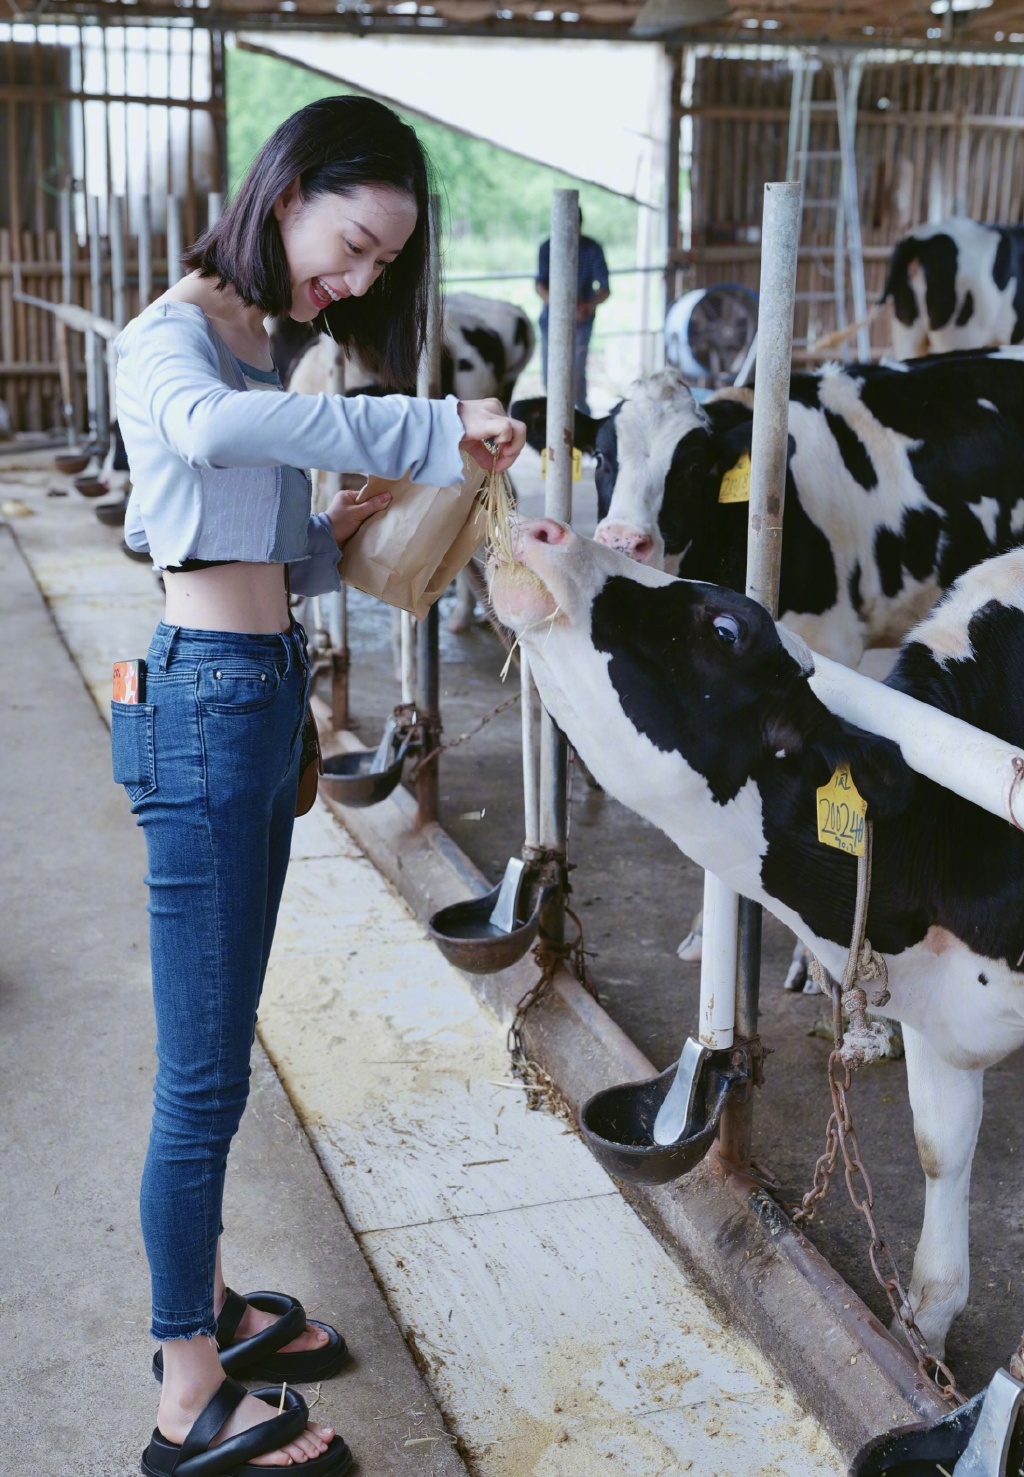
[537,235,610,329]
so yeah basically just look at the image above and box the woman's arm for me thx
[122,307,465,486]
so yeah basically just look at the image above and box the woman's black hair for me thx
[182,95,431,389]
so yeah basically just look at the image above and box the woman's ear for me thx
[272,176,302,223]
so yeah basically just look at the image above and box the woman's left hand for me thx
[325,486,391,548]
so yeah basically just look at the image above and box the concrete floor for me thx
[334,448,1024,1399]
[1,458,844,1475]
[0,521,467,1477]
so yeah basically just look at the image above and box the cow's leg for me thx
[898,1025,984,1357]
[447,567,479,634]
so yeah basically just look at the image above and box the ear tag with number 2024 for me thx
[816,762,867,856]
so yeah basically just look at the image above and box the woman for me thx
[112,96,525,1475]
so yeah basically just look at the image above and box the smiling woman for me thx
[110,91,525,1477]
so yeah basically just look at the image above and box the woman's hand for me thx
[325,486,391,549]
[458,398,527,474]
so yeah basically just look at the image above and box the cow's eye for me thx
[713,614,742,646]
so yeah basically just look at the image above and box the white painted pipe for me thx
[521,650,540,851]
[400,612,415,705]
[138,195,153,308]
[166,198,183,287]
[109,195,127,329]
[539,188,579,862]
[809,652,1024,829]
[698,873,738,1050]
[207,191,223,226]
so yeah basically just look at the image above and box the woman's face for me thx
[274,182,418,322]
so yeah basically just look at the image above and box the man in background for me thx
[536,208,610,415]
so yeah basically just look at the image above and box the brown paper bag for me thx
[339,457,488,619]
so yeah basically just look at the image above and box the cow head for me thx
[513,370,730,574]
[489,520,912,856]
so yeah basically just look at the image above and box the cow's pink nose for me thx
[595,524,654,562]
[518,517,570,547]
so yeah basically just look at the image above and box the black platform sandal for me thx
[153,1289,349,1384]
[141,1377,353,1476]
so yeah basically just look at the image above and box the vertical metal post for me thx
[322,342,349,731]
[166,197,183,288]
[521,651,540,852]
[138,195,153,309]
[207,191,223,227]
[719,180,800,1170]
[87,196,108,448]
[538,188,579,939]
[110,195,127,328]
[415,195,443,826]
[58,188,75,444]
[664,47,683,319]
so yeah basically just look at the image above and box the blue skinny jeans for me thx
[111,620,310,1341]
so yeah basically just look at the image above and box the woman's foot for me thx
[220,1291,330,1358]
[159,1338,334,1467]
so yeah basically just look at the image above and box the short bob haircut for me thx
[182,95,432,389]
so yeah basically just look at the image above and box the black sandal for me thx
[141,1377,353,1476]
[152,1290,349,1384]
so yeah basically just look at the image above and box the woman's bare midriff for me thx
[162,562,291,635]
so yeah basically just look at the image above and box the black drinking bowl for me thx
[428,883,551,974]
[320,744,409,808]
[580,1054,743,1186]
[55,450,90,475]
[95,494,129,526]
[849,1389,994,1475]
[74,474,107,498]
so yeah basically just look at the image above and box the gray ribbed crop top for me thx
[114,301,466,596]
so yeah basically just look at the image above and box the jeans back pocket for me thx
[111,701,157,802]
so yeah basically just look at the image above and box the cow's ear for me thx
[764,687,915,819]
[510,397,604,455]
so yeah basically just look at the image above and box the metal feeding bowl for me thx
[55,450,90,475]
[95,495,129,527]
[320,718,412,809]
[74,474,107,498]
[580,1046,746,1186]
[428,857,548,974]
[850,1370,1023,1477]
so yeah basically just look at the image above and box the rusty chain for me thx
[790,822,965,1408]
[409,691,521,778]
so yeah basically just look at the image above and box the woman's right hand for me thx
[458,398,526,474]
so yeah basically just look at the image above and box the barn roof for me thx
[30,0,1024,50]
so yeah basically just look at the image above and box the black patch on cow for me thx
[848,562,863,613]
[788,375,821,409]
[515,315,530,348]
[881,235,925,325]
[989,225,1024,342]
[461,326,506,384]
[823,408,877,490]
[457,358,474,372]
[273,318,321,388]
[900,507,943,581]
[857,353,1024,590]
[592,408,623,522]
[955,290,975,328]
[920,233,959,330]
[874,526,904,598]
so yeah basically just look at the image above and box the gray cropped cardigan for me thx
[114,301,466,595]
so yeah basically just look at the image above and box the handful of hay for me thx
[339,450,520,620]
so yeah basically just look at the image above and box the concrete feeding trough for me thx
[850,1368,1024,1475]
[320,717,413,809]
[580,1039,747,1185]
[428,856,549,974]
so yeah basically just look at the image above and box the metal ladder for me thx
[786,54,871,361]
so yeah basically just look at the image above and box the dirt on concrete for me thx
[328,448,1024,1400]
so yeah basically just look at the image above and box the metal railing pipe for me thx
[166,197,183,288]
[138,195,153,308]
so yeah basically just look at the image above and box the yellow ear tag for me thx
[816,762,867,856]
[718,452,751,504]
[540,448,583,483]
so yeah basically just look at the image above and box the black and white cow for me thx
[279,291,535,407]
[514,352,1024,668]
[490,523,1024,1356]
[882,218,1024,358]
